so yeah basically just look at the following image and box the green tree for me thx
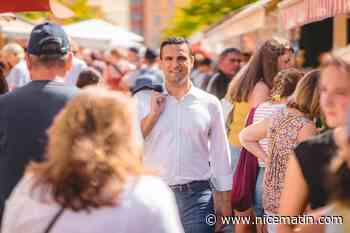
[164,0,258,38]
[59,0,102,24]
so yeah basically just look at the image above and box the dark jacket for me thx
[206,70,231,99]
[0,80,78,218]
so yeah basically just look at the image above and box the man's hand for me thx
[213,191,232,232]
[140,91,166,138]
[150,91,166,117]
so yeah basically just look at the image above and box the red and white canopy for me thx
[279,0,350,29]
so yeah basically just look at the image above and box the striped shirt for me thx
[253,101,286,167]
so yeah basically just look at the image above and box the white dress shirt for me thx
[5,60,30,90]
[2,175,184,233]
[136,85,232,191]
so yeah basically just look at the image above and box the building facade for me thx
[89,0,130,29]
[129,0,189,48]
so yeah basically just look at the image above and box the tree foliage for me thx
[59,0,103,24]
[164,0,258,38]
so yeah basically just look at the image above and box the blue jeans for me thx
[171,181,214,233]
[230,145,241,171]
[254,167,265,217]
[216,145,241,233]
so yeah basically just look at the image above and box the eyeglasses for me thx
[229,58,242,63]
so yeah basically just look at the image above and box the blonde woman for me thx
[1,87,184,233]
[277,57,350,233]
[239,70,321,233]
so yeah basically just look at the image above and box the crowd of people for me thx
[0,21,349,233]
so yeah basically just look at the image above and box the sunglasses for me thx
[229,58,242,63]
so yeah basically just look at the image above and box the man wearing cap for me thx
[126,48,164,90]
[138,37,232,233]
[0,22,78,220]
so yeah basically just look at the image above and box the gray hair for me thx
[2,43,25,59]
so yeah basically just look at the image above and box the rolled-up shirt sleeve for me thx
[209,99,233,191]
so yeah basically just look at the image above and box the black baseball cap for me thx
[27,22,70,58]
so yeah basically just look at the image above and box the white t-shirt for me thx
[2,175,184,233]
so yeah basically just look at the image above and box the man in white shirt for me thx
[138,37,232,233]
[2,43,30,90]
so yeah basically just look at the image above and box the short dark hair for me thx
[160,37,192,59]
[219,48,241,59]
[128,47,139,54]
[76,67,101,88]
[144,48,158,63]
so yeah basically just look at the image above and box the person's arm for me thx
[277,122,317,232]
[286,207,327,233]
[297,122,317,143]
[208,99,233,217]
[140,92,166,138]
[248,81,270,108]
[5,66,19,91]
[277,155,309,233]
[239,118,270,164]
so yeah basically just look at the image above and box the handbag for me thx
[231,106,259,211]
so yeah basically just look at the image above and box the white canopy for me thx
[63,19,143,50]
[0,16,34,39]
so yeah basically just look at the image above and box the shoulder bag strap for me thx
[44,206,65,233]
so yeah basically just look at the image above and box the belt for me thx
[169,180,210,192]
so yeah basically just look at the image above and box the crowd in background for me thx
[0,21,350,233]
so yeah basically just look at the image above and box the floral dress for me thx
[263,109,311,214]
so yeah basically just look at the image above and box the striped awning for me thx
[279,0,350,29]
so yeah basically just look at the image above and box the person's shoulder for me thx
[253,81,269,94]
[16,60,28,69]
[48,82,79,92]
[294,129,335,162]
[298,130,334,148]
[73,57,87,66]
[6,174,36,202]
[41,82,79,100]
[0,85,26,102]
[191,86,221,105]
[209,71,221,80]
